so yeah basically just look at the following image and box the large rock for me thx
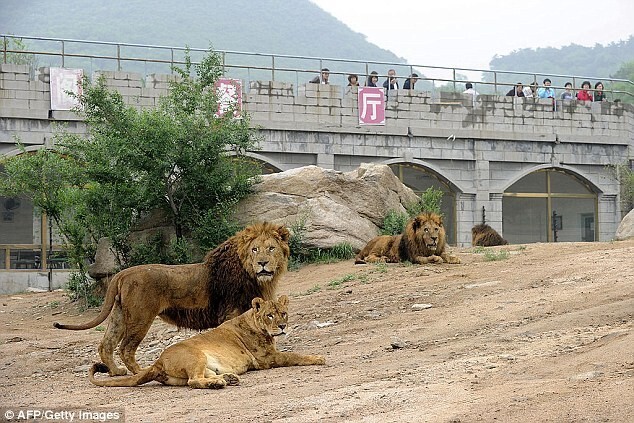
[615,209,634,240]
[87,237,119,280]
[234,163,419,250]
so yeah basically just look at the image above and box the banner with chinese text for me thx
[50,68,83,110]
[214,78,242,118]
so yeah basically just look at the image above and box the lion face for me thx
[237,222,291,283]
[411,213,446,253]
[252,295,289,336]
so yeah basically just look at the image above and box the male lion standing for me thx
[54,222,290,376]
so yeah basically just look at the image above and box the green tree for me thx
[1,36,37,67]
[1,48,260,282]
[610,60,634,104]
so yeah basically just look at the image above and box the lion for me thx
[54,222,290,377]
[355,212,460,265]
[471,223,508,247]
[89,295,325,388]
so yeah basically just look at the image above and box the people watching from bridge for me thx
[561,82,574,100]
[347,74,359,87]
[310,68,330,84]
[593,81,607,101]
[576,81,593,101]
[463,82,478,95]
[537,78,555,98]
[506,83,525,97]
[365,71,379,87]
[403,73,419,89]
[523,82,538,98]
[382,69,399,92]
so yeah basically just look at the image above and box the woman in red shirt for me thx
[576,81,593,101]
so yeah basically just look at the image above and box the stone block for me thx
[0,80,29,90]
[0,63,29,74]
[29,99,50,110]
[0,98,29,109]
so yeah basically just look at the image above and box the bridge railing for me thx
[2,34,633,101]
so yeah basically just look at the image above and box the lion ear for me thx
[252,297,264,311]
[412,216,422,232]
[277,225,291,243]
[278,295,289,307]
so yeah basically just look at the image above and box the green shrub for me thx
[65,271,101,309]
[408,187,444,216]
[380,210,409,235]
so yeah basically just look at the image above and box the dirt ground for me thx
[0,240,633,423]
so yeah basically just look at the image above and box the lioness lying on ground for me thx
[89,295,325,388]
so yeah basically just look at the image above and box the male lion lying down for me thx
[355,212,460,265]
[55,222,290,377]
[89,296,325,388]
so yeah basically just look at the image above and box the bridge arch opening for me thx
[388,163,458,245]
[502,168,598,244]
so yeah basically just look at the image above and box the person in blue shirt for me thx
[537,78,555,98]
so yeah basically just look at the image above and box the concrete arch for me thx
[2,144,46,158]
[382,157,468,194]
[237,152,284,173]
[501,164,603,194]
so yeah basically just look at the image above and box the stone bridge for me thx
[1,65,633,249]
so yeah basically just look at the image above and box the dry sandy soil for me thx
[0,240,633,423]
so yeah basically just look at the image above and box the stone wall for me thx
[1,64,633,246]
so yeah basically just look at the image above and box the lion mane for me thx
[471,223,508,247]
[355,212,460,265]
[89,295,325,389]
[54,222,290,376]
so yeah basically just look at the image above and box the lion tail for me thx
[89,362,158,387]
[53,274,119,330]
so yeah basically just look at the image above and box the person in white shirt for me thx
[463,82,478,95]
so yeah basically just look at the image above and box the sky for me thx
[310,0,634,80]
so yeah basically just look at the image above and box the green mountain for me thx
[1,0,406,83]
[486,37,634,85]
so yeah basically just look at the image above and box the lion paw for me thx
[109,366,128,377]
[222,373,240,386]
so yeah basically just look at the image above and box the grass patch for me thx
[289,242,355,270]
[483,249,510,261]
[327,274,356,290]
[373,262,388,273]
[302,285,322,295]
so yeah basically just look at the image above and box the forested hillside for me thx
[487,37,634,80]
[0,0,404,71]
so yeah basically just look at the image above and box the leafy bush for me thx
[379,186,445,235]
[65,271,101,309]
[408,187,444,216]
[128,233,195,267]
[380,210,409,235]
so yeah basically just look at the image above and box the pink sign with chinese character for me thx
[214,78,242,118]
[358,87,385,125]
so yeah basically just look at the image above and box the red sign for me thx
[358,87,385,125]
[50,68,83,110]
[214,78,242,118]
